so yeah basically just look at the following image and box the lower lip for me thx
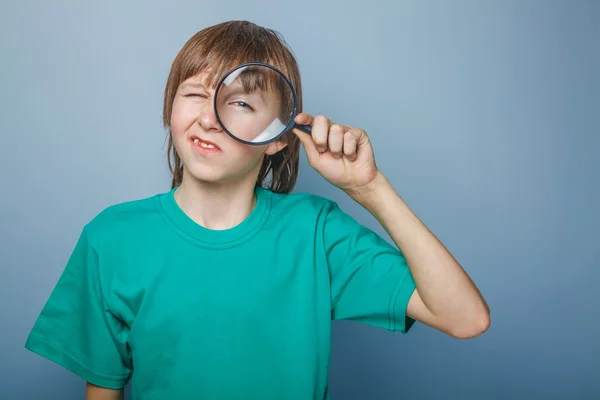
[191,140,221,154]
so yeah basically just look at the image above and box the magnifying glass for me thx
[213,62,312,145]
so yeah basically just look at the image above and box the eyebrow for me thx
[181,82,207,90]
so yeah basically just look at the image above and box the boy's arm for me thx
[291,113,490,338]
[347,171,491,339]
[86,382,124,400]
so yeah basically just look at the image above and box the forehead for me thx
[180,72,216,90]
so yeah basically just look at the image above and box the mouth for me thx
[189,135,222,152]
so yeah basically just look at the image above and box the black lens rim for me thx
[213,62,299,146]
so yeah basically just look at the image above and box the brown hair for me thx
[163,20,302,193]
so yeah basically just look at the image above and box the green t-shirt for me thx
[25,185,417,399]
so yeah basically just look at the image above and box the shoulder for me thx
[265,188,352,230]
[269,188,337,214]
[82,191,167,248]
[266,188,385,248]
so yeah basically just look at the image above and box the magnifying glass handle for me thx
[295,124,312,134]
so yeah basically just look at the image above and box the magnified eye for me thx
[215,64,299,144]
[232,101,254,111]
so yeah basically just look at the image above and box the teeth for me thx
[192,138,216,149]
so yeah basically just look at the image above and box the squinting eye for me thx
[186,93,208,98]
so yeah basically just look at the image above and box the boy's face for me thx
[170,72,287,185]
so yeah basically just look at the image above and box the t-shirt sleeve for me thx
[24,227,132,389]
[324,201,417,333]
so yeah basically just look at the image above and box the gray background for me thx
[2,0,599,399]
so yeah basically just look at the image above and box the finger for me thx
[312,115,330,153]
[294,112,314,126]
[343,131,358,161]
[328,124,346,159]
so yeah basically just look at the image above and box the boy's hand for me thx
[292,113,382,196]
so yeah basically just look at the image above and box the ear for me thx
[264,138,288,156]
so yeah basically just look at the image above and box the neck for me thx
[174,171,259,231]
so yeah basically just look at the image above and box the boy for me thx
[25,20,490,400]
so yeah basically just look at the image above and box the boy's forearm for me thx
[86,383,124,400]
[346,171,490,333]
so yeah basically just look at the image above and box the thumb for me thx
[292,127,319,162]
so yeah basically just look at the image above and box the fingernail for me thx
[318,147,326,153]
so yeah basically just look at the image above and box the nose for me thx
[198,102,221,132]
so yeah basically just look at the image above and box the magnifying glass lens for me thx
[215,65,296,144]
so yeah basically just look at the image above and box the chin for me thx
[179,153,264,186]
[184,165,228,184]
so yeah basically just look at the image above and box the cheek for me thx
[170,101,196,135]
[231,142,262,158]
[229,143,268,167]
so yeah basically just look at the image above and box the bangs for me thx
[178,47,269,90]
[174,23,288,90]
